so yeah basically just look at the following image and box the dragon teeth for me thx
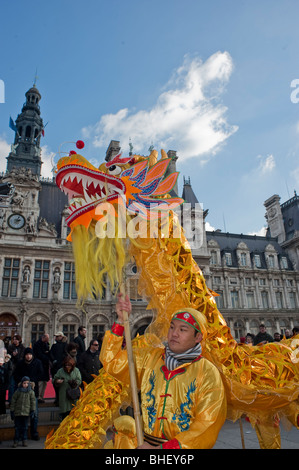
[82,187,91,204]
[61,172,120,210]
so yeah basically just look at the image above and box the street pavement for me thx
[214,417,299,449]
[0,418,297,450]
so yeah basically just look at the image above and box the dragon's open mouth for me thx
[56,164,125,225]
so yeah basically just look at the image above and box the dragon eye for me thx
[108,165,122,175]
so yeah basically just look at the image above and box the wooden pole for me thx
[239,418,245,449]
[120,286,144,446]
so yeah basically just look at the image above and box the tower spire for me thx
[33,68,38,87]
[6,84,44,177]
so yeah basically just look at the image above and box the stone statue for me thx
[54,268,61,285]
[22,266,31,283]
[26,213,36,235]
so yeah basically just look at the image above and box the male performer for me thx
[100,294,227,449]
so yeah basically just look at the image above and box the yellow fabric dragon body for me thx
[45,149,299,449]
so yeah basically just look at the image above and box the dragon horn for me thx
[148,149,158,167]
[161,149,168,160]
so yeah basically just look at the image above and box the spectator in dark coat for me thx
[7,335,25,402]
[77,339,102,385]
[13,347,43,440]
[0,351,12,415]
[74,326,86,361]
[292,326,299,337]
[7,335,25,367]
[10,376,36,447]
[49,332,68,376]
[49,332,68,405]
[33,334,50,403]
[253,324,274,345]
[3,336,10,351]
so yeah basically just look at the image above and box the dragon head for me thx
[56,148,183,240]
[55,147,184,302]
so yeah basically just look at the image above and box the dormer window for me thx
[281,257,288,269]
[268,255,275,268]
[210,250,217,265]
[225,252,232,266]
[254,254,261,267]
[240,252,247,266]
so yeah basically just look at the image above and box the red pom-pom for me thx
[76,140,85,149]
[69,150,77,155]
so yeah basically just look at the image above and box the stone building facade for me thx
[206,230,299,340]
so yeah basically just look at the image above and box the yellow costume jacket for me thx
[100,323,227,449]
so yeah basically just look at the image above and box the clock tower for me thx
[1,166,41,239]
[1,84,45,240]
[6,84,44,177]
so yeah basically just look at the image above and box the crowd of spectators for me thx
[240,324,299,345]
[0,327,103,445]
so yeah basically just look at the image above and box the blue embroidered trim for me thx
[171,379,196,431]
[145,371,157,430]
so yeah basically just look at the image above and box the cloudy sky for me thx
[1,0,299,235]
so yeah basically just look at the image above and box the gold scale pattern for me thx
[45,213,299,449]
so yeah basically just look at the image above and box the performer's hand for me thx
[116,293,132,323]
[136,442,160,450]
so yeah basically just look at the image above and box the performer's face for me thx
[167,319,202,354]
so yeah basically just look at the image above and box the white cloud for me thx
[82,51,238,162]
[0,137,55,179]
[248,226,267,236]
[257,154,275,174]
[205,221,216,231]
[0,136,10,173]
[41,145,56,178]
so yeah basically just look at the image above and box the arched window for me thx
[0,313,19,340]
[25,125,31,141]
[249,319,260,336]
[234,320,244,340]
[31,322,45,345]
[133,318,152,338]
[92,323,105,341]
[279,319,289,336]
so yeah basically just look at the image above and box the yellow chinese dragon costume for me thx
[45,145,299,449]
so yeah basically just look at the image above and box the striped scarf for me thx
[164,342,202,371]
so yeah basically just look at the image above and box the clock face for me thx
[8,213,25,230]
